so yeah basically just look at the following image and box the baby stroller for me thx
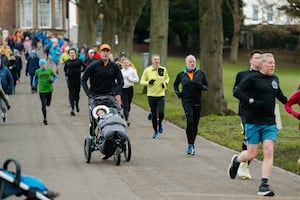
[84,95,131,166]
[0,158,59,200]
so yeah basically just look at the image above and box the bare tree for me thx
[224,0,243,62]
[75,0,146,57]
[199,0,229,115]
[102,0,147,58]
[75,0,102,47]
[149,0,169,66]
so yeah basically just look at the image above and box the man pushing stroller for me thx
[81,44,124,136]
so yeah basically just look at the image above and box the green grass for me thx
[130,52,300,175]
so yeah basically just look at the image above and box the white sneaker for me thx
[237,162,251,179]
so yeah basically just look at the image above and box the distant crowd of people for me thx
[0,29,139,128]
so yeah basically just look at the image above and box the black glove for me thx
[175,91,182,98]
[7,105,10,110]
[149,79,155,85]
[49,80,54,84]
[297,114,300,120]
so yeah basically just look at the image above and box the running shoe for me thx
[147,112,152,120]
[258,184,275,196]
[227,155,240,179]
[2,113,7,123]
[186,144,193,155]
[43,119,48,125]
[158,123,163,133]
[238,162,251,179]
[152,131,158,139]
[191,145,195,155]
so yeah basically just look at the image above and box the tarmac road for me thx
[0,70,300,200]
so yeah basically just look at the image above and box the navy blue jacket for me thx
[0,65,14,94]
[26,53,40,75]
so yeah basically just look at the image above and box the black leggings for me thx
[39,92,52,120]
[147,96,165,132]
[183,104,201,145]
[121,86,134,121]
[67,77,80,110]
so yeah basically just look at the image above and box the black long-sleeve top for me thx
[64,58,84,79]
[233,68,258,117]
[174,68,208,106]
[233,72,287,125]
[81,59,124,96]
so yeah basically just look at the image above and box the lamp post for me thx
[114,34,118,59]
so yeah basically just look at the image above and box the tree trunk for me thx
[102,0,147,59]
[149,0,169,67]
[199,0,228,115]
[102,0,118,48]
[230,0,241,63]
[76,0,101,47]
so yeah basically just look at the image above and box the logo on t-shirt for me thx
[271,80,278,89]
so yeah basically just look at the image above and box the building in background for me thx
[241,0,300,49]
[0,0,74,44]
[243,0,300,25]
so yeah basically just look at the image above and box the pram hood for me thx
[89,95,121,111]
[92,105,110,120]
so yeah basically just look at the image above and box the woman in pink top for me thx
[284,83,300,130]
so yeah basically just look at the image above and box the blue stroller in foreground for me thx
[0,159,59,200]
[84,95,131,165]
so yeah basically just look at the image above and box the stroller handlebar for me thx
[88,95,121,111]
[3,158,21,186]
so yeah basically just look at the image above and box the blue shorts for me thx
[52,60,59,65]
[245,124,278,144]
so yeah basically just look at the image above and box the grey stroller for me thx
[84,95,131,165]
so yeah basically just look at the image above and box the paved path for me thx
[0,65,299,200]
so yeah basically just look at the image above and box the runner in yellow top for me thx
[140,54,169,138]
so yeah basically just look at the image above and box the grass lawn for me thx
[130,50,300,175]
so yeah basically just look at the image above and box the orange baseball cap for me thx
[99,44,111,51]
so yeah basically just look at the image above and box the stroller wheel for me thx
[84,137,92,163]
[123,136,131,162]
[114,147,121,166]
